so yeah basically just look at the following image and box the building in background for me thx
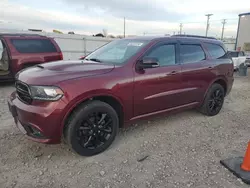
[236,12,250,54]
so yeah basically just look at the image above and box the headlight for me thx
[30,86,64,101]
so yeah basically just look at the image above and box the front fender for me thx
[59,89,125,136]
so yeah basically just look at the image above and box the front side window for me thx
[180,44,206,64]
[11,39,57,53]
[144,44,176,66]
[203,43,226,59]
[85,39,149,64]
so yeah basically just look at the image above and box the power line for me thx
[205,14,213,36]
[123,17,126,38]
[221,19,227,40]
[179,23,183,34]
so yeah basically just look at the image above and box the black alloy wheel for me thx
[65,101,119,156]
[77,112,113,150]
[199,83,225,116]
[208,89,224,114]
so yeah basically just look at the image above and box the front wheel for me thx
[65,100,119,156]
[199,83,225,116]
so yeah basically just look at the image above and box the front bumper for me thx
[8,92,66,144]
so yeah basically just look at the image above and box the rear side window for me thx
[203,43,226,59]
[11,39,57,53]
[229,51,238,58]
[180,44,206,64]
[239,51,245,56]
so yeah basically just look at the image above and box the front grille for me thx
[16,81,32,104]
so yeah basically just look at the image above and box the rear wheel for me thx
[65,100,119,156]
[199,83,225,116]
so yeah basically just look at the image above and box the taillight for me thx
[59,52,63,60]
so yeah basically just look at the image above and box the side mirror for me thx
[136,57,159,70]
[79,56,86,60]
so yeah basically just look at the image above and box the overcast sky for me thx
[0,0,249,37]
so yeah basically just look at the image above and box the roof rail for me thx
[0,33,43,37]
[172,34,217,40]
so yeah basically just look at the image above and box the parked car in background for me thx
[8,35,234,156]
[228,50,246,70]
[245,54,250,67]
[0,33,63,81]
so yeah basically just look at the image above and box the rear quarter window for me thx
[11,39,57,53]
[180,44,206,64]
[203,43,226,59]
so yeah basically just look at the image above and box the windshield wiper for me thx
[85,58,102,62]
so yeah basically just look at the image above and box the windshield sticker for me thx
[127,42,144,47]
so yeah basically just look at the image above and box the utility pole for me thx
[205,14,213,36]
[123,17,126,38]
[221,19,227,40]
[179,23,183,35]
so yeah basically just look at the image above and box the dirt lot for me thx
[1,72,250,188]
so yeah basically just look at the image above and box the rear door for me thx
[179,41,209,104]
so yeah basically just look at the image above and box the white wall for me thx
[0,29,115,60]
[224,43,236,51]
[45,33,115,60]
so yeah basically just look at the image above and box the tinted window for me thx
[11,39,57,53]
[0,40,3,57]
[239,51,245,56]
[229,51,238,58]
[204,43,226,59]
[180,44,205,64]
[145,44,176,66]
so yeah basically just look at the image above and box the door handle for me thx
[167,71,178,75]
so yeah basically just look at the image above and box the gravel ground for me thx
[1,72,250,188]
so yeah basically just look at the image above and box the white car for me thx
[228,51,247,70]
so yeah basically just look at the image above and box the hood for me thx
[16,60,115,85]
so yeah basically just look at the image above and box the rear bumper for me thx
[8,92,66,144]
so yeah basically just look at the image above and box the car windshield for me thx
[85,39,149,64]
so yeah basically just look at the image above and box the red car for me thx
[0,33,63,81]
[8,35,234,156]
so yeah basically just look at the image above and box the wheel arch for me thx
[61,93,125,139]
[203,77,228,101]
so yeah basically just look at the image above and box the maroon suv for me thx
[0,33,63,81]
[8,35,234,156]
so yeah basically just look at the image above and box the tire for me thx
[199,83,225,116]
[65,100,119,156]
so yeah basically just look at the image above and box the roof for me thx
[0,33,45,37]
[124,35,218,42]
[123,36,170,41]
[239,12,250,16]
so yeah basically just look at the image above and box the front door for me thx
[133,42,183,117]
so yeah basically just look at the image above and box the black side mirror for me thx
[136,57,159,70]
